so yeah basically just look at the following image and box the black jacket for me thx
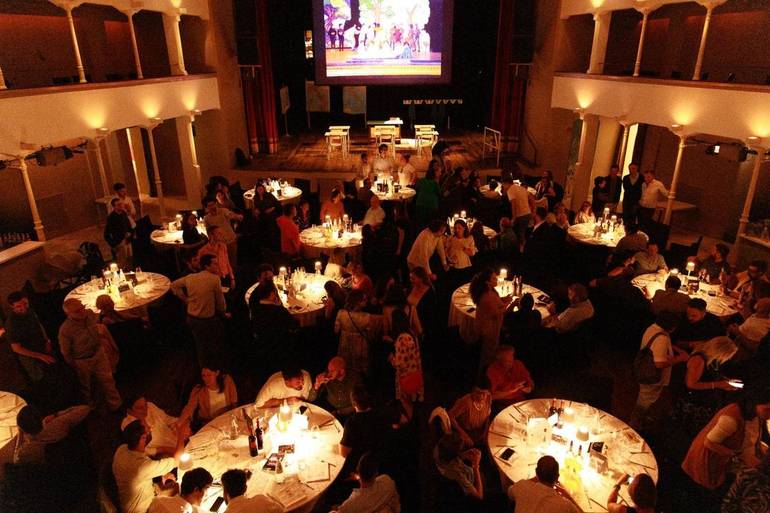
[104,211,132,248]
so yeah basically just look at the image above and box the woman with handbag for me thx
[335,289,376,376]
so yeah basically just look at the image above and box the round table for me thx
[300,226,363,264]
[64,272,171,313]
[568,222,625,248]
[488,399,658,513]
[244,186,303,208]
[245,273,329,327]
[0,391,27,450]
[480,183,537,197]
[448,282,550,343]
[370,186,416,202]
[150,225,207,246]
[632,272,740,318]
[183,403,344,512]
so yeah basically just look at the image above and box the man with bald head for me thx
[362,195,386,227]
[314,356,361,418]
[59,298,122,411]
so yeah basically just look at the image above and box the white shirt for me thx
[445,236,477,270]
[148,496,198,513]
[639,179,668,209]
[225,494,282,513]
[372,155,394,176]
[406,229,447,275]
[255,370,313,407]
[641,323,674,385]
[508,480,580,513]
[706,414,739,444]
[207,388,228,418]
[507,184,531,218]
[112,445,177,513]
[739,314,770,343]
[363,206,386,227]
[397,163,416,187]
[338,475,401,513]
[121,402,178,456]
[554,300,594,334]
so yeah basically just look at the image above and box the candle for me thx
[562,407,575,424]
[175,214,182,221]
[179,452,192,470]
[110,263,118,274]
[499,268,508,280]
[279,266,287,277]
[603,207,610,216]
[315,261,322,273]
[577,427,589,442]
[343,214,349,223]
[686,261,696,273]
[460,210,467,219]
[670,268,679,276]
[610,215,617,223]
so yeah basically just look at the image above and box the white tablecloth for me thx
[183,404,344,512]
[65,273,170,312]
[370,186,416,202]
[244,186,303,207]
[568,223,625,248]
[448,282,550,343]
[0,392,26,450]
[488,399,658,513]
[245,274,328,327]
[150,225,207,246]
[632,272,739,318]
[300,226,362,264]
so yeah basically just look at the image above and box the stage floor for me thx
[244,129,500,175]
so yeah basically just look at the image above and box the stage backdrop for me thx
[342,86,367,114]
[312,0,454,85]
[305,81,331,112]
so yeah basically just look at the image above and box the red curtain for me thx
[254,0,279,154]
[242,69,260,155]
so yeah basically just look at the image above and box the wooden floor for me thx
[244,129,508,175]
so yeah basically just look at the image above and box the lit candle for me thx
[110,263,118,274]
[603,207,610,217]
[315,261,322,274]
[562,407,575,424]
[179,452,191,470]
[686,261,696,273]
[175,214,182,222]
[577,427,589,442]
[279,266,287,277]
[610,215,617,223]
[343,214,349,223]
[460,210,467,219]
[499,268,508,280]
[670,268,679,276]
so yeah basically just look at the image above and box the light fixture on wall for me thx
[190,110,202,118]
[670,123,683,133]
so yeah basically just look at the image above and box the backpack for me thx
[632,331,666,384]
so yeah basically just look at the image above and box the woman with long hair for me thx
[179,363,238,430]
[575,200,595,224]
[324,280,347,321]
[320,188,346,221]
[471,268,511,371]
[445,219,477,288]
[334,289,375,375]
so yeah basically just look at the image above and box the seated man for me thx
[362,195,386,227]
[221,468,281,513]
[113,420,189,513]
[486,346,534,408]
[314,356,361,418]
[433,432,483,500]
[4,291,56,382]
[255,366,316,408]
[695,243,732,284]
[121,393,180,457]
[508,455,580,513]
[674,298,725,348]
[148,467,212,513]
[333,452,401,513]
[634,241,668,275]
[543,283,594,334]
[14,404,90,465]
[650,276,690,316]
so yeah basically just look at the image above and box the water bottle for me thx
[229,413,239,440]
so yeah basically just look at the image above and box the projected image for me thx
[322,0,443,78]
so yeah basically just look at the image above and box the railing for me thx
[482,127,502,168]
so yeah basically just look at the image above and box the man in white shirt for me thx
[371,144,394,180]
[335,452,401,513]
[113,419,190,513]
[255,366,316,408]
[638,170,668,228]
[406,219,448,280]
[203,196,243,270]
[396,153,416,187]
[628,312,688,430]
[502,175,533,252]
[110,182,139,227]
[362,195,386,227]
[221,469,281,513]
[507,455,581,513]
[121,394,180,457]
[148,467,212,513]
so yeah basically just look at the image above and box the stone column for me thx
[633,8,652,77]
[90,138,111,197]
[18,157,46,241]
[663,131,687,225]
[63,4,87,83]
[0,64,7,90]
[693,1,726,81]
[736,138,766,243]
[617,122,631,167]
[176,114,203,207]
[146,120,166,219]
[162,11,187,76]
[123,9,143,79]
[565,109,589,210]
[587,11,611,75]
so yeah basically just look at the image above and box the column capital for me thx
[145,117,164,130]
[164,7,187,18]
[695,0,727,10]
[746,136,765,152]
[633,2,660,16]
[50,0,85,12]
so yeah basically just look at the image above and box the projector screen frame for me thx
[312,0,454,86]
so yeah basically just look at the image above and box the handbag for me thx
[399,371,424,396]
[632,331,665,384]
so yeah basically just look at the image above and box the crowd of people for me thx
[0,150,769,513]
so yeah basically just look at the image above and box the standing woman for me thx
[471,268,511,372]
[414,160,441,225]
[406,267,439,359]
[445,219,477,290]
[334,289,374,375]
[682,388,770,491]
[390,331,424,419]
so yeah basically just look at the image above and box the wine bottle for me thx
[248,434,258,457]
[255,424,264,450]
